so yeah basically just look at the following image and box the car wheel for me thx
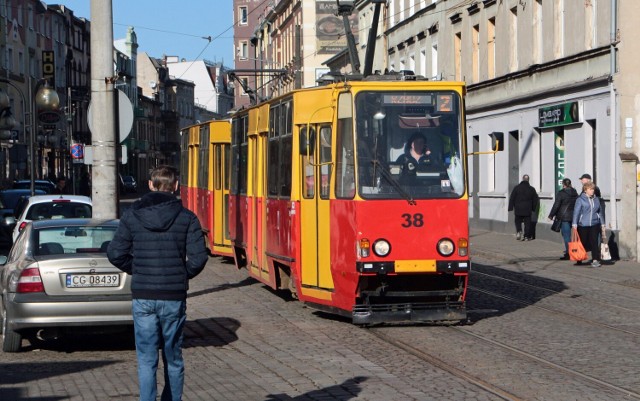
[1,298,21,352]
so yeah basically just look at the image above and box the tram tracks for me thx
[472,267,640,315]
[469,270,640,337]
[370,323,640,401]
[366,266,640,400]
[369,328,525,401]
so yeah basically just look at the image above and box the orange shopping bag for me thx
[568,228,587,261]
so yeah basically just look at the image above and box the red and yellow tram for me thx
[180,120,233,257]
[183,75,471,324]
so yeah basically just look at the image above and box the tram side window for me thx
[280,101,292,198]
[336,93,355,199]
[224,145,230,190]
[267,105,280,196]
[199,125,209,190]
[319,126,332,199]
[214,146,222,190]
[267,100,293,198]
[238,116,248,195]
[230,116,248,195]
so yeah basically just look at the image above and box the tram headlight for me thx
[437,238,455,256]
[373,239,391,257]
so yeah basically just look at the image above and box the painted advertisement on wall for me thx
[316,1,358,54]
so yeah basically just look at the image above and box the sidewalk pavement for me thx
[470,227,640,279]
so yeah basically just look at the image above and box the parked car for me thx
[0,189,46,244]
[12,180,56,194]
[6,195,92,243]
[121,175,137,193]
[0,218,132,352]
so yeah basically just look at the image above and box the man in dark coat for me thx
[107,165,208,401]
[508,174,539,241]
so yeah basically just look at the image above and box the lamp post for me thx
[0,79,60,195]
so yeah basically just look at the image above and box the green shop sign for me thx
[538,101,580,128]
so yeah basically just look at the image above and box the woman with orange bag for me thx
[571,181,605,267]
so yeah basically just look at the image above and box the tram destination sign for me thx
[538,101,580,128]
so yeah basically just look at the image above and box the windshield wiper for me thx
[371,159,416,205]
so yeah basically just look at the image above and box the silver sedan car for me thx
[0,218,132,352]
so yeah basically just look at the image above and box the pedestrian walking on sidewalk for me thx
[572,181,605,267]
[508,174,539,241]
[548,178,578,260]
[107,165,208,401]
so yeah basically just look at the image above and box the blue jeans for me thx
[133,299,187,401]
[560,221,572,254]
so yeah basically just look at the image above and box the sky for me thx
[52,0,235,65]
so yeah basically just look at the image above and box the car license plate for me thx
[66,274,120,288]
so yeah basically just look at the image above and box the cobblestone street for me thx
[1,230,640,400]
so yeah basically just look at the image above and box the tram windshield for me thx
[355,91,465,200]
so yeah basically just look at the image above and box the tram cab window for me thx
[355,91,465,199]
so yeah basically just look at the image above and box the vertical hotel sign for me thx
[42,50,55,84]
[316,1,358,54]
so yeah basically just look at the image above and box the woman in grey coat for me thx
[572,181,604,267]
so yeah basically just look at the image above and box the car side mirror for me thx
[0,255,7,265]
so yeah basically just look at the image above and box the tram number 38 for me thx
[401,213,424,228]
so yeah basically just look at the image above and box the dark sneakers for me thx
[559,254,570,260]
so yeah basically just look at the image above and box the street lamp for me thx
[0,79,60,195]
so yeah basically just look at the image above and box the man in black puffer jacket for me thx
[108,165,207,401]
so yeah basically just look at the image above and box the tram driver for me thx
[395,132,443,182]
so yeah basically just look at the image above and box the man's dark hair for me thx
[150,165,178,193]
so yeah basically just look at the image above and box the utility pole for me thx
[90,0,118,219]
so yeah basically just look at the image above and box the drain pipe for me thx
[609,0,618,233]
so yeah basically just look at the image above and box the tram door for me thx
[251,133,268,278]
[211,142,231,254]
[300,125,334,290]
[187,130,199,213]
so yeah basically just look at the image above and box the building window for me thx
[533,0,543,63]
[238,41,248,59]
[239,6,248,25]
[241,78,249,96]
[487,17,495,79]
[18,51,23,76]
[509,7,518,72]
[472,25,479,83]
[431,42,438,79]
[454,32,461,81]
[554,0,564,58]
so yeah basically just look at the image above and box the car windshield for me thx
[26,202,92,220]
[354,90,465,200]
[35,225,116,255]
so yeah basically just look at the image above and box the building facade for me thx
[233,0,271,109]
[356,0,639,259]
[0,1,91,188]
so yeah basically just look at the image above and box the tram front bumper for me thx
[352,301,467,325]
[356,260,470,274]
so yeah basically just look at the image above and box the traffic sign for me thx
[70,143,84,159]
[87,89,134,143]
